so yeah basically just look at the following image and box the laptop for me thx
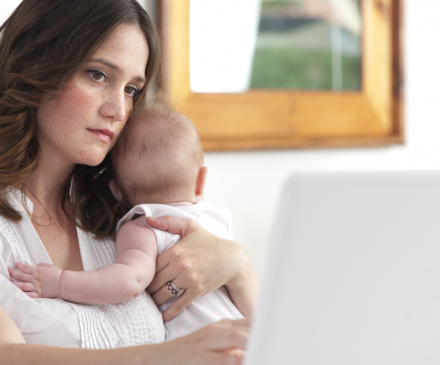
[245,171,440,365]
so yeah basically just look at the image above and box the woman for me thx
[0,0,259,363]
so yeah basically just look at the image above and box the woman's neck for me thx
[24,150,76,210]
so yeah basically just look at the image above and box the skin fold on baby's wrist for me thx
[56,269,67,299]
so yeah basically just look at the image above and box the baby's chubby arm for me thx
[9,216,157,304]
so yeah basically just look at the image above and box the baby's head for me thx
[109,105,207,207]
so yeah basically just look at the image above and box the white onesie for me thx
[116,201,244,341]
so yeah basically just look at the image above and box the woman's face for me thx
[36,23,149,167]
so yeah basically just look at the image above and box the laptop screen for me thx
[245,172,440,365]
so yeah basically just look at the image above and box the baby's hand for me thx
[8,262,63,299]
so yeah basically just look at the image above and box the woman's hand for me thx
[145,318,251,365]
[0,302,250,365]
[146,216,260,322]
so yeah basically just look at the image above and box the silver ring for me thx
[167,281,184,297]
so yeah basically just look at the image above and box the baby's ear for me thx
[195,166,208,198]
[108,179,124,203]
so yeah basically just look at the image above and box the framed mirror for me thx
[159,0,403,151]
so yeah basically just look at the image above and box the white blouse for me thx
[0,189,165,348]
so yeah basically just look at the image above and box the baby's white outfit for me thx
[0,189,165,348]
[116,201,244,341]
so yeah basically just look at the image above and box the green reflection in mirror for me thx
[250,0,362,91]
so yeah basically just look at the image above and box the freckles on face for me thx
[37,81,108,166]
[36,23,149,167]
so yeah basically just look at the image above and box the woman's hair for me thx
[0,0,161,237]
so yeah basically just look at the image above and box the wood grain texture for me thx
[363,0,393,133]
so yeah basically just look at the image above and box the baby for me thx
[11,105,244,341]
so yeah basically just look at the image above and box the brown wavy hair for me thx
[0,0,161,238]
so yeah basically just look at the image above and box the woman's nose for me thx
[100,90,127,121]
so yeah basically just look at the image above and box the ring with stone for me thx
[167,281,184,297]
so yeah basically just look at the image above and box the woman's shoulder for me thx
[1,188,33,215]
[0,190,29,248]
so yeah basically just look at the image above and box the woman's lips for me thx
[87,129,114,144]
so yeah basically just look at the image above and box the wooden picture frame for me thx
[159,0,404,151]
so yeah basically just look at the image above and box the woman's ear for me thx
[195,166,208,198]
[108,179,124,202]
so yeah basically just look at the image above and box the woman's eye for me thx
[124,86,138,97]
[88,71,106,82]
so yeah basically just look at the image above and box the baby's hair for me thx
[112,104,204,206]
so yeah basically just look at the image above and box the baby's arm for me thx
[9,216,157,304]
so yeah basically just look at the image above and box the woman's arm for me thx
[146,216,260,321]
[0,304,250,365]
[0,301,25,345]
[0,304,148,365]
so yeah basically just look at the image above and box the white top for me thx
[117,201,244,341]
[0,189,165,348]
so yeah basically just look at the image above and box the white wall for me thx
[0,0,21,25]
[203,0,440,277]
[1,1,437,278]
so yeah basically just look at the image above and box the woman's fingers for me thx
[150,274,205,320]
[146,216,197,238]
[205,352,243,365]
[222,348,246,359]
[150,284,173,306]
[190,352,243,365]
[147,221,236,312]
[223,318,251,327]
[146,215,259,319]
[153,319,251,365]
[148,245,189,293]
[209,328,249,352]
[150,276,195,320]
[148,259,174,294]
[161,290,195,322]
[205,319,251,351]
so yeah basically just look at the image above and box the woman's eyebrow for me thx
[89,57,146,84]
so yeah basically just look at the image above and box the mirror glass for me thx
[190,0,362,93]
